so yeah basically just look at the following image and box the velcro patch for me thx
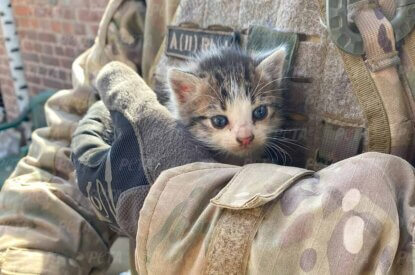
[315,120,364,168]
[166,26,238,59]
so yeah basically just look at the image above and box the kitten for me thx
[166,47,287,165]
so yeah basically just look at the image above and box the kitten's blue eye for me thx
[253,105,268,120]
[211,115,228,129]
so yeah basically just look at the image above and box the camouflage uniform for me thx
[136,153,415,274]
[0,0,414,274]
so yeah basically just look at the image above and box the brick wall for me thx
[0,0,108,120]
[0,26,19,119]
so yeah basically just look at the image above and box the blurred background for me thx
[0,0,108,183]
[0,2,132,273]
[0,0,108,120]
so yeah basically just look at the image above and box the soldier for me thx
[0,0,414,274]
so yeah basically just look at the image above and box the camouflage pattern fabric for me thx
[136,153,415,274]
[151,0,415,169]
[0,0,413,273]
[0,0,148,273]
[72,61,212,239]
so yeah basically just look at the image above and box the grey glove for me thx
[72,62,213,237]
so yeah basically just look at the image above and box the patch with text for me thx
[166,26,238,59]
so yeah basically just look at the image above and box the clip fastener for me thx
[327,0,415,55]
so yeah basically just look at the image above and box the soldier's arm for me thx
[0,83,116,273]
[0,0,147,273]
[71,61,213,239]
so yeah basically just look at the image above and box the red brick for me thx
[42,44,53,54]
[22,52,39,62]
[29,19,40,29]
[47,68,59,78]
[77,9,102,22]
[74,23,86,35]
[34,6,52,17]
[41,55,59,66]
[33,43,42,52]
[59,57,73,68]
[55,7,75,20]
[88,24,99,36]
[27,31,37,41]
[62,22,73,33]
[14,5,32,16]
[90,0,109,9]
[38,66,47,76]
[29,84,46,97]
[80,37,94,48]
[38,32,56,43]
[51,21,61,32]
[1,0,109,119]
[22,40,33,51]
[60,35,77,47]
[58,70,67,81]
[54,46,64,56]
[0,68,9,75]
[43,78,68,90]
[27,75,41,85]
[64,47,75,57]
[17,18,30,29]
[69,0,90,8]
[25,63,38,74]
[18,30,27,39]
[39,20,50,30]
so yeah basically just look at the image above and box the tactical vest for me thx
[148,0,415,170]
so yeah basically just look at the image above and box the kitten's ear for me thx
[256,48,286,80]
[168,68,200,104]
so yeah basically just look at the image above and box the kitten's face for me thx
[168,48,286,161]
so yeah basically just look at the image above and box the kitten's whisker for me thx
[268,137,309,151]
[265,145,279,164]
[251,69,265,98]
[268,142,292,164]
[266,142,282,163]
[254,78,284,95]
[272,128,304,134]
[267,144,285,165]
[264,146,276,164]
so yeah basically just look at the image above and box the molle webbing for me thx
[353,4,413,158]
[405,30,415,67]
[204,208,265,275]
[323,0,415,157]
[404,29,415,93]
[402,29,415,162]
[321,0,391,153]
[337,50,391,153]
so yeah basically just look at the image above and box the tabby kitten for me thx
[167,47,287,165]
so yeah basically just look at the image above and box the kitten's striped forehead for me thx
[178,47,284,120]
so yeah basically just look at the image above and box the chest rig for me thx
[150,0,415,170]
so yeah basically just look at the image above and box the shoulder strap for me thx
[322,0,415,159]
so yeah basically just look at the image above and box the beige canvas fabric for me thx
[150,0,415,169]
[352,5,413,159]
[0,0,414,273]
[0,0,179,272]
[0,0,147,273]
[136,152,415,274]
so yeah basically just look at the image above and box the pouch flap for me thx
[211,164,313,209]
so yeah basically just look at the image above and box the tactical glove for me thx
[72,62,213,237]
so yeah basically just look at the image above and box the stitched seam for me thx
[142,165,238,271]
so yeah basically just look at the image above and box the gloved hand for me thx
[71,62,213,238]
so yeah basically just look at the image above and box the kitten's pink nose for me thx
[236,135,254,146]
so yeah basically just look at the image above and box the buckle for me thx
[327,0,415,55]
[391,0,415,42]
